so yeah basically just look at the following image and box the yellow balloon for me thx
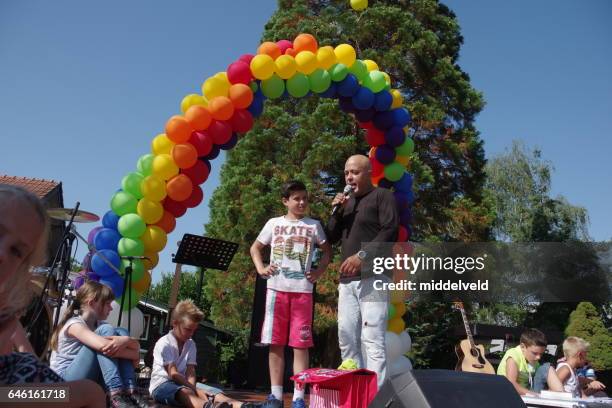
[393,301,407,318]
[250,54,275,80]
[396,154,410,167]
[180,94,207,114]
[152,154,179,181]
[295,51,318,74]
[141,175,167,202]
[388,317,406,334]
[364,59,379,72]
[140,225,167,253]
[202,76,230,100]
[350,0,368,11]
[214,71,229,83]
[390,89,403,109]
[390,289,409,303]
[151,134,175,155]
[275,55,297,79]
[142,252,158,271]
[382,71,391,87]
[137,197,164,224]
[316,46,337,70]
[334,44,356,67]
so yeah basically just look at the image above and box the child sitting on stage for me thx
[1,184,106,408]
[149,299,270,408]
[49,280,149,408]
[556,336,606,398]
[497,328,564,396]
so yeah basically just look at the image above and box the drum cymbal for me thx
[47,208,100,223]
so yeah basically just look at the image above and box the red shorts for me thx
[260,289,313,348]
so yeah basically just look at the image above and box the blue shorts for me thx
[151,381,223,406]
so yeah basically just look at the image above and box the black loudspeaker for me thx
[369,369,525,408]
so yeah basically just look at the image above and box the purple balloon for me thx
[375,144,396,164]
[86,271,101,282]
[385,127,406,147]
[73,275,86,290]
[354,108,376,122]
[82,252,92,271]
[400,208,412,226]
[373,110,395,130]
[87,226,104,246]
[394,191,410,211]
[338,97,356,113]
[378,178,393,189]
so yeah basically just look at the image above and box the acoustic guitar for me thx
[453,302,495,374]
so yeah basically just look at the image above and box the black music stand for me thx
[169,234,238,320]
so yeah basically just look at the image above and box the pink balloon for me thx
[277,39,293,54]
[227,61,252,85]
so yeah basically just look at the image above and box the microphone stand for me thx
[117,257,134,335]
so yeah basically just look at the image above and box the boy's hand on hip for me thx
[340,254,362,277]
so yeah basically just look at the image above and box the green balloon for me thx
[137,154,154,177]
[384,162,405,182]
[121,172,144,199]
[309,69,332,94]
[117,213,146,239]
[330,63,349,82]
[286,73,310,98]
[388,303,397,319]
[110,191,137,216]
[261,74,285,99]
[396,137,415,156]
[120,259,144,282]
[118,237,145,257]
[349,60,368,82]
[364,71,386,93]
[117,289,141,311]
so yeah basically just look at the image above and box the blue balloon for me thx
[385,127,406,147]
[102,211,120,230]
[392,108,411,127]
[100,272,125,298]
[373,110,395,130]
[91,249,121,278]
[93,228,121,251]
[247,95,264,117]
[337,74,359,97]
[378,178,394,189]
[219,133,238,150]
[394,172,413,193]
[399,207,412,226]
[338,97,356,113]
[375,144,396,164]
[394,191,410,211]
[354,108,376,122]
[374,91,393,111]
[320,83,337,98]
[202,145,220,161]
[352,87,375,110]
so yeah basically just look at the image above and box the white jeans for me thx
[338,276,389,389]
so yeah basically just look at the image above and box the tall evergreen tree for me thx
[202,0,491,368]
[566,302,612,370]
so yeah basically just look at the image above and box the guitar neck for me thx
[459,306,476,349]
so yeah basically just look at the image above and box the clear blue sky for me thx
[1,1,610,284]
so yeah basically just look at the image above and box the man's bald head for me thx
[344,154,373,196]
[345,155,371,172]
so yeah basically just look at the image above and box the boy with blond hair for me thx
[150,300,266,408]
[556,336,606,397]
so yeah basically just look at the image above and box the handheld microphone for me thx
[332,185,354,215]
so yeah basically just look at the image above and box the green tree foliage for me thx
[203,0,491,368]
[148,269,210,317]
[565,302,612,370]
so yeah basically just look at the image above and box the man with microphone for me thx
[327,154,398,389]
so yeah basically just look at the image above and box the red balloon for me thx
[398,225,409,242]
[154,210,176,234]
[189,131,213,157]
[163,197,187,218]
[366,128,386,147]
[359,121,375,130]
[238,54,255,64]
[181,160,210,185]
[183,185,204,208]
[208,120,233,145]
[277,39,293,54]
[227,61,252,85]
[230,110,254,133]
[370,157,384,177]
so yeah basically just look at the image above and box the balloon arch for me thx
[82,33,414,336]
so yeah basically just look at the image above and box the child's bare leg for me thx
[546,366,564,392]
[269,345,285,387]
[293,347,308,375]
[176,387,208,408]
[214,393,244,408]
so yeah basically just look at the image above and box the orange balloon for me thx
[133,270,152,293]
[185,105,212,131]
[171,143,198,169]
[165,115,193,143]
[371,173,383,186]
[142,252,158,270]
[228,84,253,109]
[154,210,176,233]
[293,33,318,53]
[257,41,282,59]
[166,174,193,202]
[285,47,298,57]
[208,96,235,121]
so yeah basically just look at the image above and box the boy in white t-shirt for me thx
[250,180,332,408]
[556,336,606,398]
[149,300,265,408]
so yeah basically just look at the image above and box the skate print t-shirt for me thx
[257,216,327,293]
